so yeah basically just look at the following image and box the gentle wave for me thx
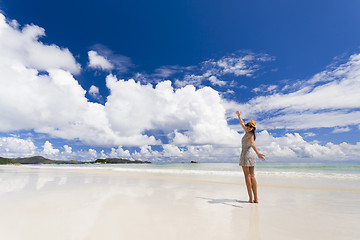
[112,167,360,180]
[111,167,242,176]
[256,170,360,180]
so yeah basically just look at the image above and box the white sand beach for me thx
[0,164,359,240]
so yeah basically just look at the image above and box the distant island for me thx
[0,156,151,165]
[93,158,151,164]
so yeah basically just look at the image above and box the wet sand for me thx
[0,165,359,240]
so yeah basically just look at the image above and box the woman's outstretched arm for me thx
[249,135,265,161]
[236,111,247,132]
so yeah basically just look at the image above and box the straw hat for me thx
[246,120,256,130]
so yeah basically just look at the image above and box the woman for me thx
[236,111,265,203]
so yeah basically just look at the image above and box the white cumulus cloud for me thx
[88,50,114,71]
[256,130,360,161]
[89,85,101,99]
[42,141,60,156]
[0,13,80,74]
[105,75,240,146]
[89,44,133,73]
[0,137,37,158]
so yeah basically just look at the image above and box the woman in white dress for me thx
[236,111,265,203]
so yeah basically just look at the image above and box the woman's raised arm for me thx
[236,111,247,132]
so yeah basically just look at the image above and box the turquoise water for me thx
[16,162,360,180]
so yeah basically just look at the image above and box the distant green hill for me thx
[0,156,85,165]
[0,157,17,164]
[0,156,151,165]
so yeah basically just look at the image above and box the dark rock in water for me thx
[190,161,198,163]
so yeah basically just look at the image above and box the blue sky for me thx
[0,0,360,162]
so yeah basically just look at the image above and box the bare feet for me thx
[249,199,254,203]
[253,199,259,203]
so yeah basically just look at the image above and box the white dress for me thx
[239,133,256,167]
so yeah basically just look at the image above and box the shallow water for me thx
[2,162,360,180]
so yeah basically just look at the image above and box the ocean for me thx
[7,162,360,180]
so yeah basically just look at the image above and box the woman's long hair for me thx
[250,129,256,141]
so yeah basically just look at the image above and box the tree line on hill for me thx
[0,156,151,165]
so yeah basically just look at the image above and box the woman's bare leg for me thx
[249,167,258,203]
[242,166,253,203]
